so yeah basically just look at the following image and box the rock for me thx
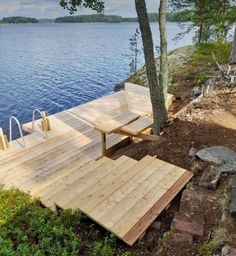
[199,165,221,190]
[222,245,236,256]
[222,245,231,256]
[221,208,231,221]
[218,161,236,174]
[196,146,236,176]
[150,221,161,232]
[191,86,202,99]
[125,45,195,88]
[0,184,4,189]
[189,146,198,157]
[190,161,202,173]
[230,188,236,217]
[144,231,157,243]
[171,217,204,237]
[173,232,193,244]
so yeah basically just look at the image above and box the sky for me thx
[0,0,160,19]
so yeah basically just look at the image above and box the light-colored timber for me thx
[0,83,192,246]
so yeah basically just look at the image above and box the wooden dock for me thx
[0,84,193,245]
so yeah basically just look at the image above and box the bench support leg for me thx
[101,132,106,156]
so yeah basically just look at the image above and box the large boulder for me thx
[196,146,236,174]
[116,45,195,90]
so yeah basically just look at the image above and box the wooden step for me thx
[55,156,137,209]
[120,116,153,135]
[41,157,114,209]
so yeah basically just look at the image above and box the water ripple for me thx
[0,23,194,137]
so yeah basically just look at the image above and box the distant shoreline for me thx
[0,12,191,24]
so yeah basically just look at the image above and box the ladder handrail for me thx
[9,116,26,148]
[32,109,48,138]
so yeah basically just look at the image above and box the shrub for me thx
[0,189,83,256]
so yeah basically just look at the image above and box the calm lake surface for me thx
[0,22,194,136]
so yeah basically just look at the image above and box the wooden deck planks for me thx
[40,157,114,208]
[0,86,192,246]
[122,171,193,245]
[101,161,184,231]
[91,112,140,134]
[57,156,137,209]
[125,83,175,115]
[121,116,153,135]
[110,165,187,238]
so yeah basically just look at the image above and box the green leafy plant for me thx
[0,189,83,256]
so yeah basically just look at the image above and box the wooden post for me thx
[0,128,8,150]
[41,112,51,132]
[101,132,106,156]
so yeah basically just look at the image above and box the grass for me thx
[172,41,232,87]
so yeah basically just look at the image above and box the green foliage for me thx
[0,189,83,256]
[169,0,236,43]
[92,241,113,256]
[59,0,105,14]
[193,42,231,65]
[55,14,123,23]
[172,42,231,87]
[148,11,193,22]
[92,234,118,256]
[0,189,134,255]
[128,28,142,75]
[1,16,38,24]
[55,11,193,24]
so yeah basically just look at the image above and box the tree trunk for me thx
[229,26,236,64]
[198,0,205,43]
[135,0,167,135]
[159,0,168,100]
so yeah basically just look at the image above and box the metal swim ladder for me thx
[9,116,26,148]
[32,109,48,138]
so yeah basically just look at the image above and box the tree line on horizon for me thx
[0,11,192,24]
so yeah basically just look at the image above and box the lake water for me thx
[0,22,194,136]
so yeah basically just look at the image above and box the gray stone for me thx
[230,188,236,217]
[189,146,198,157]
[125,45,195,89]
[196,146,236,166]
[222,245,236,256]
[218,161,236,174]
[199,165,221,190]
[144,231,157,243]
[222,245,231,256]
[191,86,202,99]
[150,221,161,231]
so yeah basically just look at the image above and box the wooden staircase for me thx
[0,145,192,246]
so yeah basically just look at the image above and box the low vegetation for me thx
[172,41,232,86]
[0,189,134,256]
